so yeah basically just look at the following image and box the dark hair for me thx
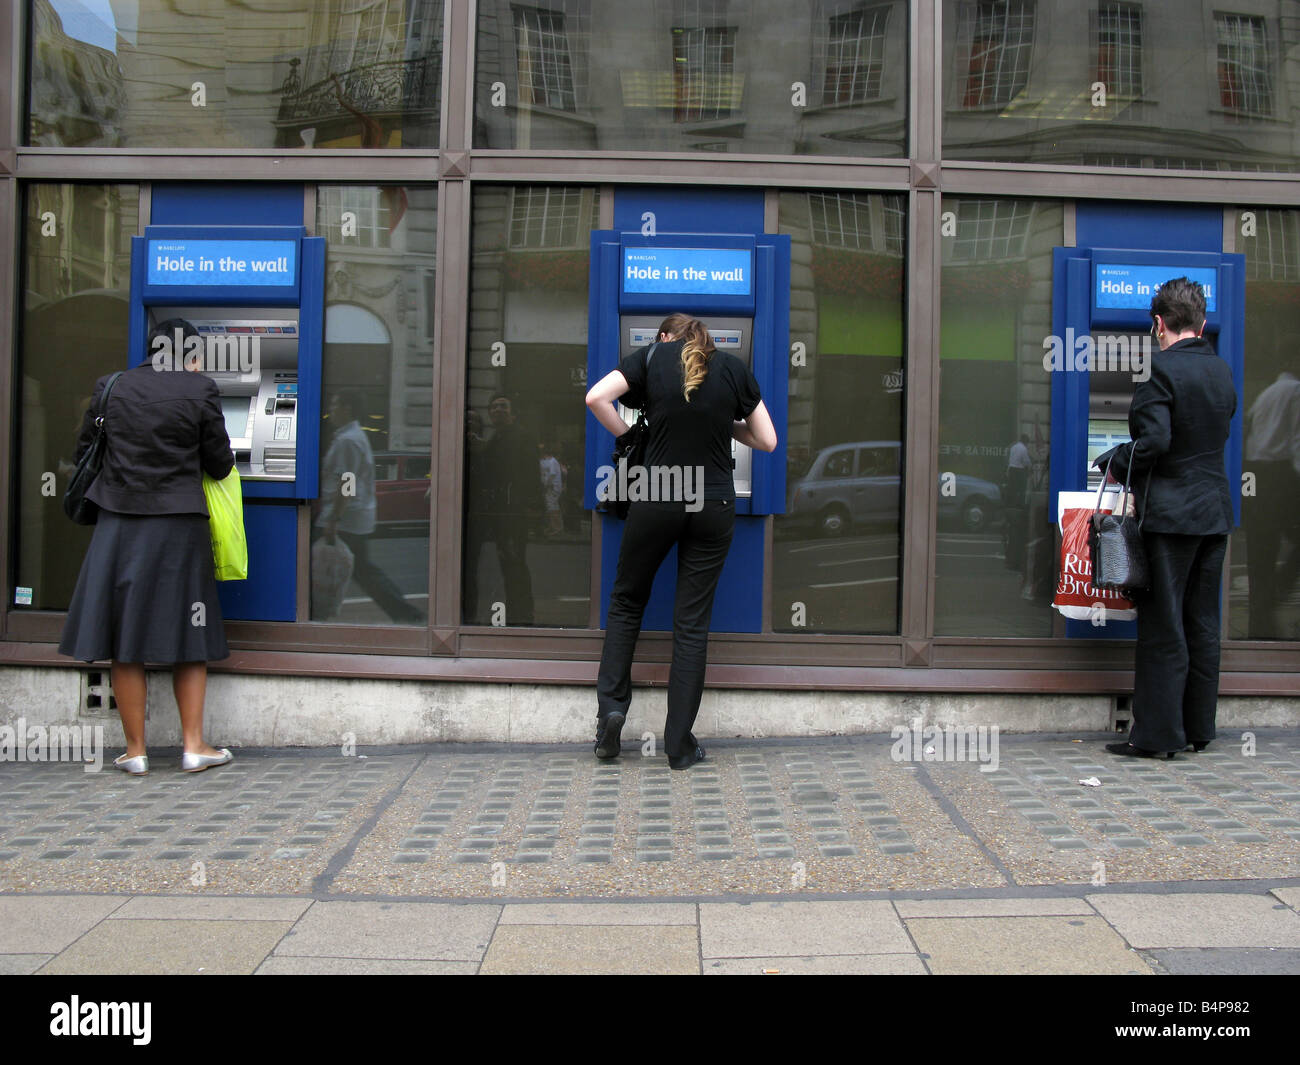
[1149,277,1206,334]
[334,390,364,419]
[148,317,199,362]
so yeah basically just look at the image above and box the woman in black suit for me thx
[585,313,777,769]
[1095,278,1238,758]
[60,319,236,775]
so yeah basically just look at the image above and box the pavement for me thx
[2,729,1299,976]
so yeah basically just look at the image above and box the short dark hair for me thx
[333,390,364,419]
[1150,277,1206,334]
[148,317,198,361]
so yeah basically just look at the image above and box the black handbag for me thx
[63,371,124,526]
[1089,452,1151,594]
[607,343,658,520]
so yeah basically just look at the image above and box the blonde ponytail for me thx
[678,319,715,402]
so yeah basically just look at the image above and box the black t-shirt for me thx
[618,339,763,502]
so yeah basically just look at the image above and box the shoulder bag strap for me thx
[94,371,124,429]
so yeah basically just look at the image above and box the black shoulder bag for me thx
[63,371,124,526]
[1089,451,1152,594]
[608,343,658,520]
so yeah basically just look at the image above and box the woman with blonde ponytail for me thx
[586,313,777,769]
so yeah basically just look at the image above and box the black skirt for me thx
[59,511,229,664]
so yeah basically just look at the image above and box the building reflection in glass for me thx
[772,190,905,634]
[29,0,443,148]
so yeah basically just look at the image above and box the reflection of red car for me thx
[374,451,431,535]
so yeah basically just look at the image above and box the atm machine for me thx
[1050,237,1244,637]
[129,225,325,621]
[585,226,790,633]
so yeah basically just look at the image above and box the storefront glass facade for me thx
[3,1,1297,693]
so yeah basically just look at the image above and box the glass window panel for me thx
[29,1,443,148]
[475,0,907,156]
[14,183,139,611]
[463,186,598,627]
[772,190,905,634]
[934,197,1062,636]
[311,185,435,625]
[943,2,1300,172]
[1231,207,1300,640]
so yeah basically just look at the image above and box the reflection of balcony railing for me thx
[277,56,439,125]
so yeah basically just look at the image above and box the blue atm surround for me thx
[585,189,789,633]
[1051,204,1245,639]
[127,186,324,622]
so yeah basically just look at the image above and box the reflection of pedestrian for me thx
[1244,370,1300,638]
[539,441,564,536]
[316,392,422,624]
[1094,278,1236,759]
[1004,433,1030,573]
[479,394,539,624]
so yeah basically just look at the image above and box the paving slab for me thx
[0,954,53,974]
[272,901,500,961]
[895,897,1095,918]
[1271,887,1300,911]
[108,896,313,921]
[255,957,479,975]
[1087,892,1300,948]
[37,918,294,975]
[499,903,696,925]
[906,916,1153,975]
[479,925,699,974]
[703,954,926,975]
[0,895,126,952]
[1146,948,1300,975]
[699,901,911,958]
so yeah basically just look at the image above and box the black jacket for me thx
[75,363,234,516]
[1095,336,1237,535]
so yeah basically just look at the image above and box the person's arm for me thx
[732,400,777,452]
[198,380,235,480]
[585,369,633,438]
[1126,371,1173,479]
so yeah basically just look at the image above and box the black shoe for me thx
[668,743,706,770]
[595,712,625,759]
[1105,741,1176,760]
[1188,741,1210,752]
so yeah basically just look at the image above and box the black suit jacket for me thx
[1095,337,1237,535]
[75,363,234,516]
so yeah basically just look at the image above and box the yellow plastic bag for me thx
[202,468,248,581]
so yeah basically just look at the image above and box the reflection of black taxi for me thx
[786,441,1002,536]
[373,451,431,535]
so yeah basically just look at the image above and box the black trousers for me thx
[596,500,735,758]
[1131,531,1228,753]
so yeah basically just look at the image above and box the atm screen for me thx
[1087,418,1130,488]
[222,396,251,440]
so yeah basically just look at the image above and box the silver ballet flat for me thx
[181,748,232,773]
[113,753,148,775]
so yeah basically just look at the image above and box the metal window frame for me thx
[0,1,1296,693]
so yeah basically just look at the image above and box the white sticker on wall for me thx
[14,587,32,606]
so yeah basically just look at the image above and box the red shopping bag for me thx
[1053,491,1137,622]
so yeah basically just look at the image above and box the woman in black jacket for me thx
[585,313,777,769]
[1095,278,1238,759]
[60,319,237,775]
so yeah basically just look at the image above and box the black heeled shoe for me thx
[594,711,625,759]
[668,743,706,770]
[1105,741,1176,760]
[1188,741,1209,752]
